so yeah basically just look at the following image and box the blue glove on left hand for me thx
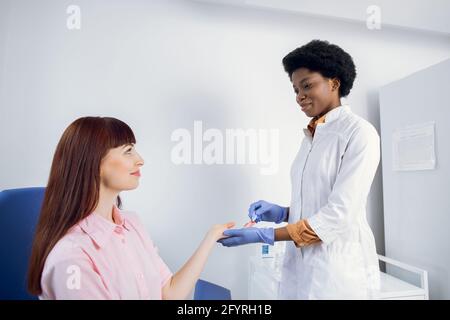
[217,227,274,247]
[248,200,288,224]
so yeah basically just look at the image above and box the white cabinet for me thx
[248,254,428,300]
[379,59,450,299]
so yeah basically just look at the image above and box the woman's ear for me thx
[331,78,340,92]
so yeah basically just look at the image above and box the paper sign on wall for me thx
[392,121,436,171]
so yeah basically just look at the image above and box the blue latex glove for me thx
[248,200,288,224]
[218,227,274,247]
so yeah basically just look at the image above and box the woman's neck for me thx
[95,187,119,223]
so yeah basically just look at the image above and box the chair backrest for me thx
[194,279,231,300]
[0,187,45,300]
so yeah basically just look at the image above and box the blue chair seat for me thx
[194,279,231,300]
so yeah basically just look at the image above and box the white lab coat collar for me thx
[303,105,351,137]
[324,104,351,123]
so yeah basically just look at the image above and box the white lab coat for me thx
[279,105,381,300]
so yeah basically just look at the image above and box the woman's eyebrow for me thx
[293,77,312,89]
[300,77,312,85]
[122,143,134,149]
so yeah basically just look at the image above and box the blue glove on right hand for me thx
[248,200,288,224]
[218,227,274,247]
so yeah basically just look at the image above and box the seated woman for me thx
[27,116,233,299]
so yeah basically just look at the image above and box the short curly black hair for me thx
[282,40,356,97]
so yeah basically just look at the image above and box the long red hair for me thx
[27,116,136,295]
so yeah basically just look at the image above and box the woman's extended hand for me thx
[206,222,235,242]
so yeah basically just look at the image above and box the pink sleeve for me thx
[124,212,173,287]
[40,249,111,300]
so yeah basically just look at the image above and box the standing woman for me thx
[28,116,233,299]
[219,40,381,299]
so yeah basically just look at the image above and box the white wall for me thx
[1,0,449,298]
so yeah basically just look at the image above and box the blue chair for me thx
[0,187,45,300]
[194,279,231,300]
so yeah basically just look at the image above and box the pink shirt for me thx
[39,206,172,299]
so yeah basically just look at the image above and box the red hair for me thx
[27,117,136,295]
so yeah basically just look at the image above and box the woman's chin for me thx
[131,182,139,190]
[122,182,140,191]
[303,109,313,117]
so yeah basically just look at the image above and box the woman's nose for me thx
[136,154,144,166]
[296,93,306,104]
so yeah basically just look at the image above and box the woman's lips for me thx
[131,170,141,177]
[301,103,312,111]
